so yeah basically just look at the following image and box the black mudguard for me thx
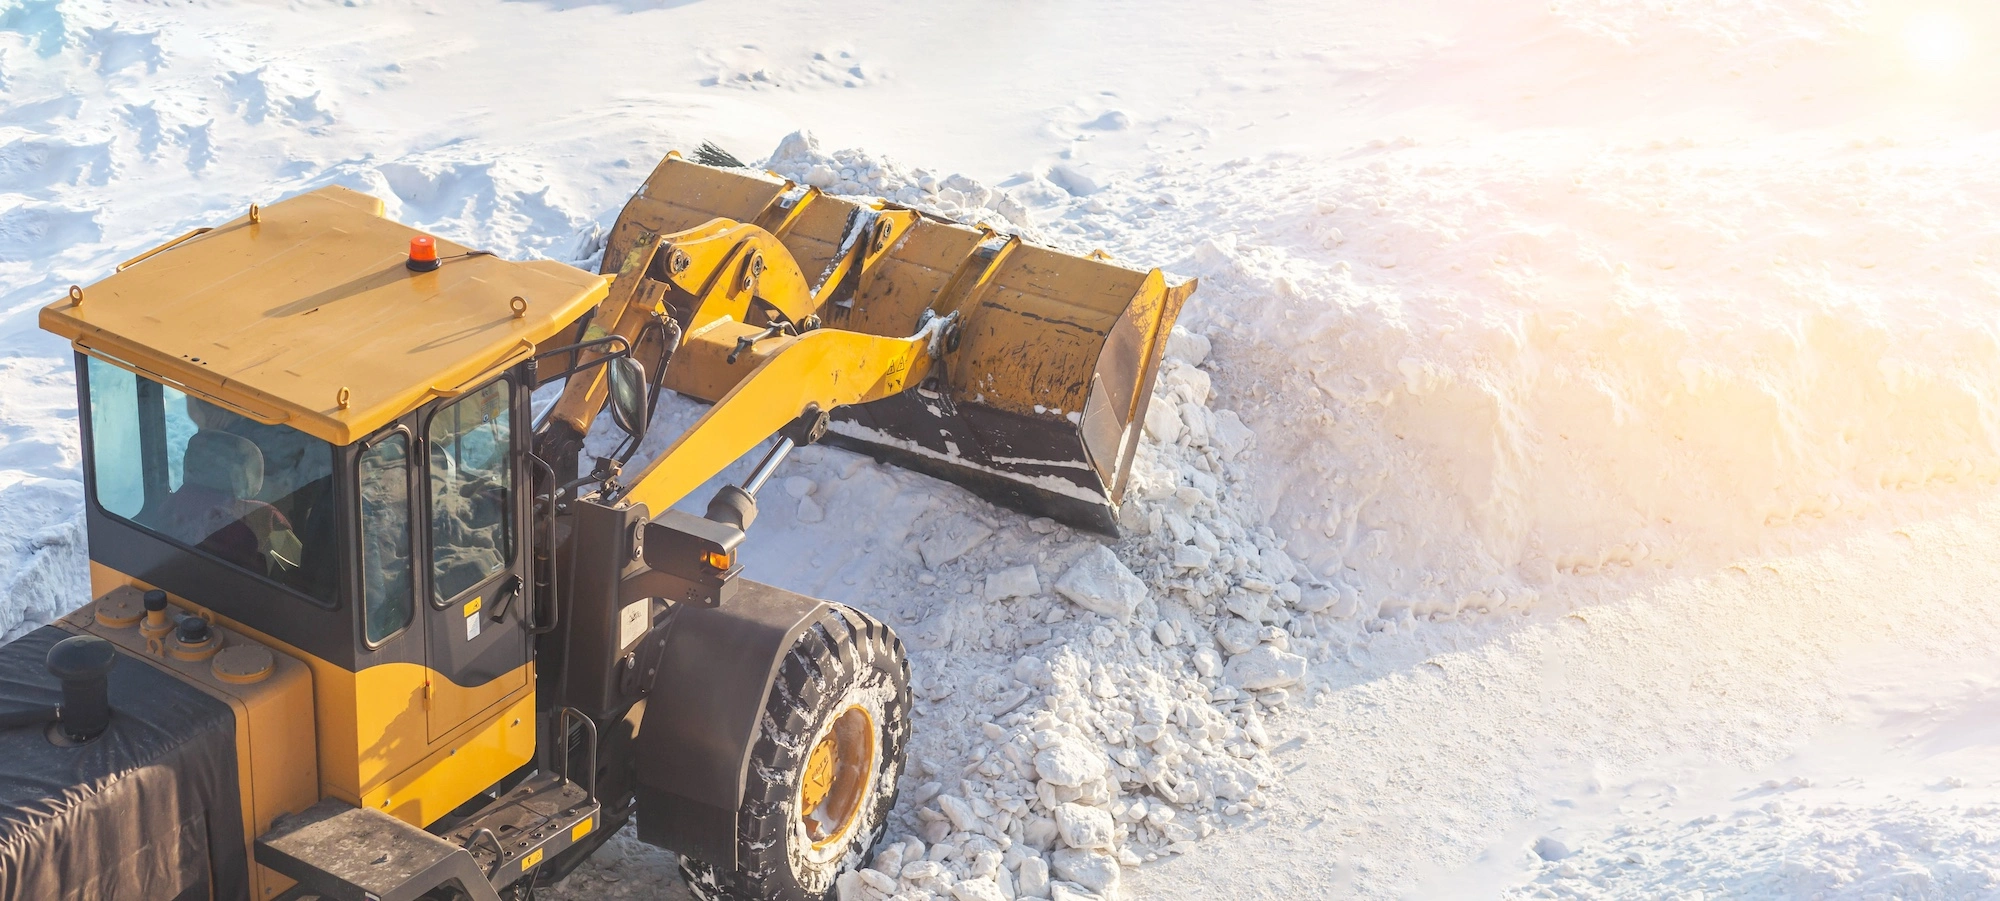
[631,580,826,870]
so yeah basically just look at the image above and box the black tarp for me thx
[0,626,245,901]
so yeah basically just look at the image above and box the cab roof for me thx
[41,186,609,446]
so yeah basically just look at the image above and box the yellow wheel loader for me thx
[0,150,1192,901]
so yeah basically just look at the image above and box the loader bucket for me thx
[604,155,1196,533]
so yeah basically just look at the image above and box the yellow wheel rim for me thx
[800,705,875,850]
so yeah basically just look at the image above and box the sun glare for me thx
[1903,11,1973,75]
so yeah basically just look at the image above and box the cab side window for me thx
[358,432,413,644]
[428,380,514,605]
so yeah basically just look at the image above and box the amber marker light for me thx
[406,235,441,272]
[704,549,735,571]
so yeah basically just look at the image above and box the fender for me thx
[631,579,826,869]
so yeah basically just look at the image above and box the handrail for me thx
[116,228,214,272]
[425,338,535,400]
[556,707,599,804]
[463,827,505,878]
[73,342,293,427]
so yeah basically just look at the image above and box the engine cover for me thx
[0,626,244,901]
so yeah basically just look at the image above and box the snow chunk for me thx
[921,522,994,569]
[985,564,1041,602]
[1211,410,1253,460]
[1217,618,1261,656]
[1055,802,1116,850]
[768,129,822,166]
[1258,547,1298,583]
[1144,399,1183,444]
[1172,543,1212,570]
[1035,740,1107,787]
[1051,848,1121,895]
[1047,163,1101,196]
[1533,836,1573,861]
[939,794,977,832]
[1017,857,1051,898]
[1054,545,1146,623]
[1295,585,1340,614]
[949,879,1008,901]
[1081,110,1131,130]
[1224,646,1307,691]
[1165,326,1210,366]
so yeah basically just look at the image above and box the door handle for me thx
[489,574,524,624]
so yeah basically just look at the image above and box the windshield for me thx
[85,357,338,605]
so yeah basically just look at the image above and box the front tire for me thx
[681,603,911,901]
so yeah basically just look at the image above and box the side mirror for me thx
[608,356,649,437]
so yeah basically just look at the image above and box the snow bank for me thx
[1510,799,2000,899]
[0,479,84,642]
[682,337,1299,901]
[765,130,1037,238]
[758,126,2000,649]
[737,129,2000,898]
[1104,145,2000,634]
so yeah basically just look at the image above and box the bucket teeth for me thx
[604,154,1195,534]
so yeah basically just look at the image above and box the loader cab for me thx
[45,185,610,826]
[76,356,533,736]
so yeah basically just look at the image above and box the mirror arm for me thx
[604,315,683,470]
[637,316,684,432]
[529,335,633,386]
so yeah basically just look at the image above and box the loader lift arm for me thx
[614,312,951,515]
[533,207,953,517]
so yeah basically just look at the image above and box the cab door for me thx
[420,376,530,742]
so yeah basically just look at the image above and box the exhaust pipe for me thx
[0,634,117,743]
[46,635,117,743]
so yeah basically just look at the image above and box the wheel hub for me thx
[799,705,874,849]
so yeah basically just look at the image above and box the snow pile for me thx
[0,478,85,642]
[1507,799,2000,899]
[777,329,1314,901]
[764,130,2000,642]
[553,332,1306,901]
[764,130,1040,240]
[1088,146,2000,635]
[846,348,1319,901]
[554,241,1315,899]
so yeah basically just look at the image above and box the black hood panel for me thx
[0,625,245,901]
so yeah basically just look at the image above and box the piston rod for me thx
[740,436,795,498]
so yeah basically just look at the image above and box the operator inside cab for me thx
[159,396,307,575]
[84,358,337,604]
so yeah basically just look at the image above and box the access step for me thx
[443,773,601,889]
[257,799,503,901]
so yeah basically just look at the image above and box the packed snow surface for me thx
[6,0,2000,899]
